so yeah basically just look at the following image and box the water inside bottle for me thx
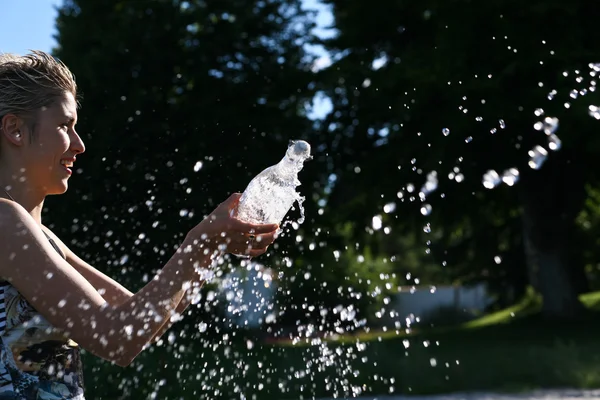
[234,140,311,257]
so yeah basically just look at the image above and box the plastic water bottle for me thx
[235,140,311,225]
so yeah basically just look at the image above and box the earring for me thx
[15,132,21,139]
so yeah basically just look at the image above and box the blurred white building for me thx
[220,263,278,329]
[386,283,493,326]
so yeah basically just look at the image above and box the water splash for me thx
[236,140,311,226]
[99,62,600,400]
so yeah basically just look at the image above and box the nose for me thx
[70,129,86,155]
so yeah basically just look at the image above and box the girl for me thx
[0,51,278,399]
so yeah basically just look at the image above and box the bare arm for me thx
[47,229,203,345]
[148,281,202,345]
[49,231,207,344]
[42,228,133,306]
[0,195,277,367]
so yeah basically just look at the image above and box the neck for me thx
[0,155,48,224]
[1,181,45,225]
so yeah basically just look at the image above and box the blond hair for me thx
[0,50,78,136]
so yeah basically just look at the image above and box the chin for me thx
[50,182,69,195]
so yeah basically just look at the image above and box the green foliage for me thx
[575,185,600,289]
[316,0,600,313]
[49,0,318,283]
[47,0,600,396]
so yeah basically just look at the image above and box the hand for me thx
[188,193,279,258]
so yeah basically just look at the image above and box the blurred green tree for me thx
[50,0,318,286]
[317,0,600,318]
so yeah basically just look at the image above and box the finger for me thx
[229,231,276,251]
[253,223,279,234]
[246,247,269,258]
[231,220,279,234]
[253,232,277,247]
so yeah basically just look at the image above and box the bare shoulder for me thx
[0,198,34,243]
[0,197,107,334]
[0,198,104,305]
[0,199,66,280]
[0,197,28,217]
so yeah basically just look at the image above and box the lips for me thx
[60,158,75,175]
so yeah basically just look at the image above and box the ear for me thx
[1,114,25,146]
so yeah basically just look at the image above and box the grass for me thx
[82,290,600,399]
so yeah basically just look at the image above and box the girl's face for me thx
[19,92,86,195]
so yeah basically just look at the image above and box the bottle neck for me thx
[278,155,304,173]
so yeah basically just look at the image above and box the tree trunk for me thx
[519,149,587,319]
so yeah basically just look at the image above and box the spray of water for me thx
[79,62,600,400]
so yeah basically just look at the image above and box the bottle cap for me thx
[288,140,311,159]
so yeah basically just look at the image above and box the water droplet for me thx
[534,108,544,116]
[420,204,432,216]
[482,170,501,189]
[548,134,562,151]
[383,202,396,213]
[534,116,559,135]
[442,128,450,136]
[193,161,203,172]
[499,119,506,129]
[501,168,520,186]
[420,171,438,197]
[167,332,176,344]
[589,105,600,120]
[423,223,431,233]
[372,215,383,230]
[494,256,502,264]
[528,145,548,170]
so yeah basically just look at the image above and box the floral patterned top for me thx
[0,234,85,399]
